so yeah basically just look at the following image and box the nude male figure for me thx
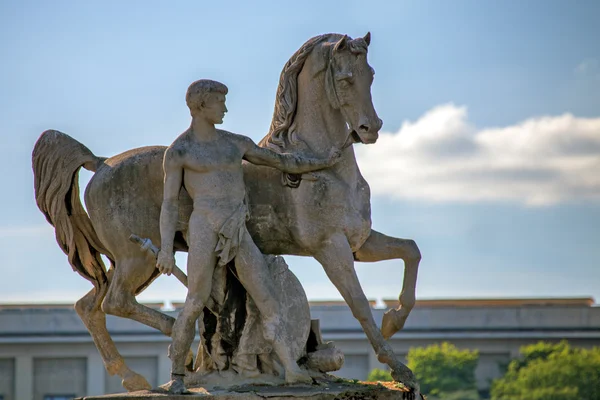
[156,79,341,393]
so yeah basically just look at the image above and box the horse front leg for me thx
[354,230,421,339]
[314,234,419,395]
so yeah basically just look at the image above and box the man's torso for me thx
[174,129,248,228]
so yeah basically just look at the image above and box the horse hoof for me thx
[381,308,408,339]
[122,372,152,392]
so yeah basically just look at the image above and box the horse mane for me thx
[259,33,342,150]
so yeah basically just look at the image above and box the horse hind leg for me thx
[100,255,180,391]
[101,256,176,336]
[74,283,152,392]
[353,229,421,339]
[103,255,199,376]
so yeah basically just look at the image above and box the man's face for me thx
[200,93,227,125]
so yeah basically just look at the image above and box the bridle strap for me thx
[327,48,356,151]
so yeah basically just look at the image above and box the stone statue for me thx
[32,32,422,397]
[157,78,340,393]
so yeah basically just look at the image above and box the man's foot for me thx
[160,375,189,394]
[285,367,313,384]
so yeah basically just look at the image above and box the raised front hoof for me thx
[122,372,152,392]
[160,378,190,394]
[285,368,313,385]
[381,308,409,339]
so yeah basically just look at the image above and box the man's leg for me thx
[235,229,312,384]
[164,221,218,393]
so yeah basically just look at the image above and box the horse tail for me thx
[32,130,113,301]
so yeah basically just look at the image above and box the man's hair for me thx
[185,80,228,113]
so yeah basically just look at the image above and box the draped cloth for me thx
[202,201,250,315]
[214,202,250,267]
[197,201,251,372]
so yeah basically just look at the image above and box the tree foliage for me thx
[406,342,479,397]
[491,340,600,400]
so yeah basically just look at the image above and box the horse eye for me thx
[337,72,354,84]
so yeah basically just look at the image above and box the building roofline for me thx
[408,297,596,308]
[309,297,596,308]
[0,296,595,310]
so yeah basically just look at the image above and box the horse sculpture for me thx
[32,33,422,394]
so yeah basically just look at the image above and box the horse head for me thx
[261,33,382,153]
[324,32,382,145]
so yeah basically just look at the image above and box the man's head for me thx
[186,79,228,124]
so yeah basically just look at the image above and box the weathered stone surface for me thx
[79,379,416,400]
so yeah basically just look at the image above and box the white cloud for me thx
[356,104,600,206]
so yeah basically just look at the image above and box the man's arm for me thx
[241,137,341,174]
[157,147,183,276]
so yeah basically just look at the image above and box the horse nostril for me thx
[359,124,370,132]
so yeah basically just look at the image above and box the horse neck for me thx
[291,82,359,178]
[294,86,344,154]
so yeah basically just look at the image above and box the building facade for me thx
[0,297,598,399]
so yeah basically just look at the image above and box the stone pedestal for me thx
[77,378,418,400]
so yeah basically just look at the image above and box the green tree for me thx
[511,340,569,371]
[491,340,600,400]
[367,368,393,382]
[406,342,479,398]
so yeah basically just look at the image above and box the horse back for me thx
[84,146,192,257]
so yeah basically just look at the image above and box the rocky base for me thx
[77,377,422,400]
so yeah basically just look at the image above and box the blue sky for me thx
[1,0,599,304]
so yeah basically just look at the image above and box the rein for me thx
[326,47,356,152]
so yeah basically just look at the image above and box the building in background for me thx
[0,297,598,399]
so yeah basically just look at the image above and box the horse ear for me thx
[363,32,371,46]
[333,35,349,53]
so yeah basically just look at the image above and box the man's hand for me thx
[327,147,343,167]
[157,250,175,276]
